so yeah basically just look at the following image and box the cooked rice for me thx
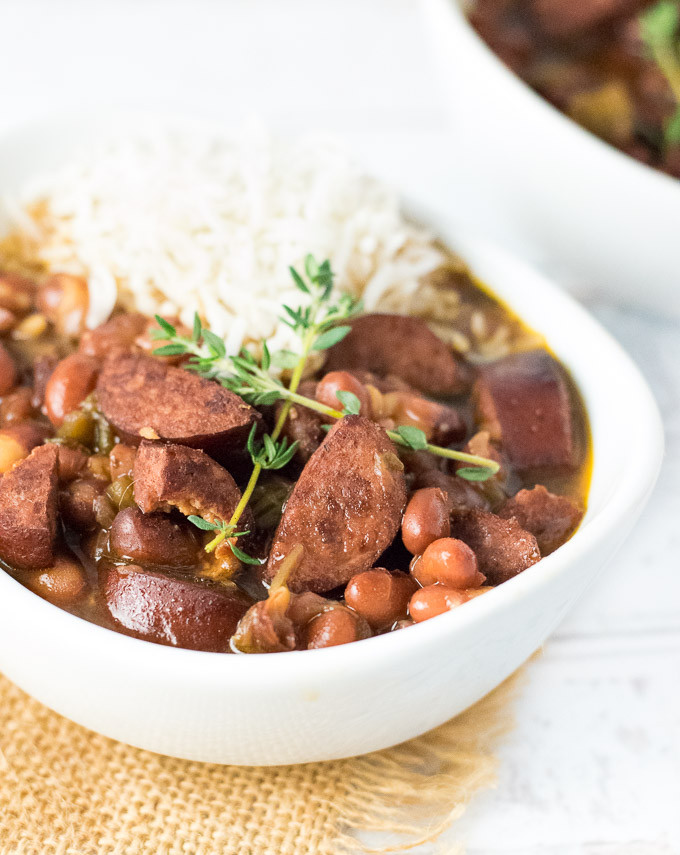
[1,124,445,356]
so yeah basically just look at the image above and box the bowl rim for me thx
[0,187,664,686]
[435,0,680,195]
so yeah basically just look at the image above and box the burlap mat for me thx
[0,667,523,855]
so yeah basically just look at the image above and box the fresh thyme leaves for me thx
[640,0,680,147]
[186,515,264,564]
[246,424,299,471]
[153,253,501,557]
[395,425,429,451]
[154,255,362,557]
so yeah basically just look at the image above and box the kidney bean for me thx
[60,476,108,530]
[316,371,371,416]
[37,273,89,337]
[0,342,18,396]
[31,355,57,410]
[44,353,100,427]
[401,487,451,555]
[305,606,371,649]
[0,387,35,425]
[344,568,417,629]
[23,555,88,607]
[0,307,16,333]
[383,391,465,445]
[79,312,148,359]
[0,273,34,314]
[55,444,89,481]
[108,506,200,568]
[408,585,469,623]
[412,537,486,589]
[109,443,137,481]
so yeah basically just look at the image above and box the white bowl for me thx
[423,0,680,317]
[0,116,664,765]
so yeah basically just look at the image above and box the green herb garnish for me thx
[641,0,680,148]
[154,255,500,555]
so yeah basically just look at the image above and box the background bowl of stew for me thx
[423,0,680,318]
[0,113,663,762]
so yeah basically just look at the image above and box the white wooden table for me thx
[1,1,678,851]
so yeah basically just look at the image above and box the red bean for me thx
[408,585,469,623]
[23,555,88,607]
[412,537,486,589]
[37,273,89,337]
[305,606,370,649]
[55,444,89,482]
[344,568,417,628]
[109,507,200,568]
[316,371,371,416]
[383,392,465,444]
[44,353,100,426]
[0,342,18,396]
[0,387,35,425]
[401,487,451,555]
[60,477,108,530]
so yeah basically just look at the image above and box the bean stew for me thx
[469,0,680,178]
[0,253,591,654]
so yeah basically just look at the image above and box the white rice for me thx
[3,124,444,356]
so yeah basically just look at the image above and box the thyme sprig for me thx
[155,255,362,555]
[641,0,680,147]
[153,254,501,556]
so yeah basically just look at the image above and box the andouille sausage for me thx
[78,313,148,359]
[324,313,470,396]
[96,354,260,455]
[265,415,407,593]
[451,508,540,585]
[0,444,59,569]
[499,485,583,554]
[474,350,578,471]
[102,565,251,651]
[133,441,251,530]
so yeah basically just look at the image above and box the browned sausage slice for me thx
[265,415,407,593]
[133,441,250,529]
[96,353,259,454]
[499,485,583,554]
[451,508,540,585]
[102,565,251,651]
[324,314,469,396]
[474,350,579,471]
[0,444,59,569]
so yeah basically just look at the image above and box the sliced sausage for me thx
[451,508,540,586]
[265,415,407,593]
[133,441,249,529]
[102,565,251,651]
[324,313,470,396]
[78,313,148,359]
[109,507,200,568]
[0,444,59,569]
[474,350,579,471]
[499,485,584,554]
[96,353,259,456]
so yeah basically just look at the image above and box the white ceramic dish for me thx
[423,0,680,317]
[0,115,664,765]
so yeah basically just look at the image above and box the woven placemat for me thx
[0,668,522,855]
